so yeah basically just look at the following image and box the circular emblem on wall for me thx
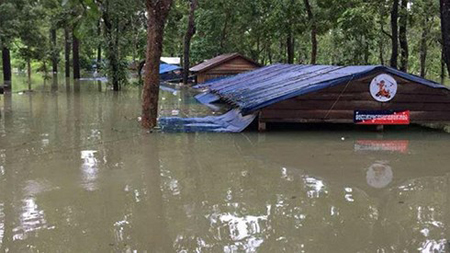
[369,74,397,102]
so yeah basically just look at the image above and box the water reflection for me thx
[12,198,48,241]
[0,203,4,248]
[51,74,58,93]
[303,176,326,198]
[80,150,99,191]
[366,161,393,188]
[215,205,270,251]
[1,74,450,251]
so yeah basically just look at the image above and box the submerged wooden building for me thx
[196,64,450,131]
[190,53,261,84]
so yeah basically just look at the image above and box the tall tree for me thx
[441,0,450,76]
[62,0,101,80]
[399,0,409,71]
[43,0,62,74]
[96,20,102,71]
[286,30,294,64]
[390,0,399,68]
[0,0,19,86]
[286,0,296,64]
[441,47,447,84]
[183,0,198,84]
[72,31,81,79]
[50,28,58,73]
[419,17,429,77]
[304,0,317,64]
[101,2,120,90]
[142,0,173,129]
[1,47,11,85]
[97,0,143,91]
[15,0,48,88]
[64,27,71,78]
[99,0,121,91]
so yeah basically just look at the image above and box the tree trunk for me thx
[420,17,429,77]
[97,46,102,70]
[2,47,12,85]
[286,30,294,64]
[64,27,71,78]
[183,0,198,84]
[399,0,409,72]
[27,59,31,90]
[43,61,48,77]
[303,0,317,64]
[219,12,230,52]
[102,4,121,91]
[364,39,370,64]
[378,17,385,65]
[442,47,447,84]
[379,39,384,65]
[138,60,145,84]
[390,0,399,69]
[268,46,272,64]
[51,28,58,73]
[97,20,102,71]
[441,0,450,76]
[72,31,80,79]
[113,17,120,91]
[142,0,173,129]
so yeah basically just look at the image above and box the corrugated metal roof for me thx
[198,64,448,114]
[160,64,181,74]
[159,109,256,132]
[189,53,260,73]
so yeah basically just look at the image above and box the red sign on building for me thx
[354,110,410,125]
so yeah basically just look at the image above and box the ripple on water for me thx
[0,203,4,247]
[207,204,271,252]
[12,198,48,241]
[80,150,99,191]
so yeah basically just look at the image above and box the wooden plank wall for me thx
[197,57,259,83]
[260,73,450,123]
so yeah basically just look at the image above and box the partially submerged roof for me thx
[161,57,181,65]
[190,53,261,73]
[160,63,181,74]
[199,64,448,114]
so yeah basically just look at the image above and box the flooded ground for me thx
[1,75,450,252]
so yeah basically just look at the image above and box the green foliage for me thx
[1,0,448,84]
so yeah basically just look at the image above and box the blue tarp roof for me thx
[159,109,256,132]
[197,64,448,114]
[160,64,181,74]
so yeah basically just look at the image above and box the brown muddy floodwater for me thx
[1,75,450,252]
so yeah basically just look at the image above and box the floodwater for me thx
[1,74,450,252]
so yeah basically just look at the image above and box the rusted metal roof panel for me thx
[190,53,260,73]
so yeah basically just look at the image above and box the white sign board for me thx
[369,74,397,102]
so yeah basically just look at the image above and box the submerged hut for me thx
[197,64,450,131]
[190,53,261,84]
[159,63,181,82]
